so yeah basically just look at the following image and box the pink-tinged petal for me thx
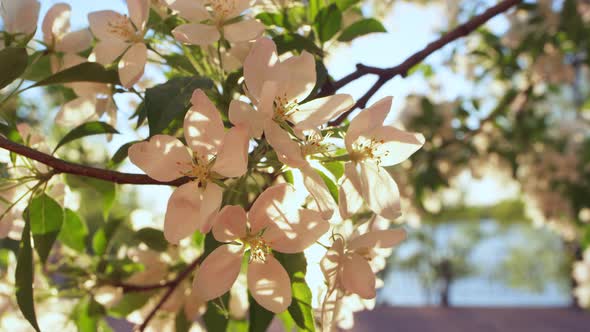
[118,42,147,88]
[71,81,110,97]
[164,181,203,243]
[265,209,329,253]
[88,10,128,41]
[362,125,425,167]
[127,0,150,32]
[258,80,279,116]
[1,0,40,35]
[321,237,344,286]
[42,3,70,46]
[264,121,306,168]
[94,39,129,65]
[356,161,401,220]
[228,100,264,138]
[248,255,292,313]
[243,38,279,101]
[172,23,220,46]
[301,166,336,219]
[341,253,376,299]
[164,0,209,21]
[224,19,265,43]
[184,89,225,158]
[56,29,93,53]
[61,53,87,70]
[198,183,223,233]
[192,244,244,301]
[226,0,251,17]
[345,96,392,150]
[212,205,248,243]
[211,125,249,178]
[278,51,316,103]
[348,229,407,251]
[338,162,364,218]
[128,135,192,182]
[249,183,301,234]
[291,94,354,131]
[56,96,99,127]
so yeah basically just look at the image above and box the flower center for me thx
[273,95,299,122]
[108,15,142,42]
[301,133,332,156]
[246,236,271,263]
[209,0,239,22]
[350,137,388,164]
[179,154,211,187]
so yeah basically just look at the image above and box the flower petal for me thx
[198,183,223,233]
[228,100,264,138]
[356,161,401,220]
[127,0,149,32]
[56,29,93,53]
[264,208,329,253]
[42,3,70,46]
[184,89,226,159]
[320,237,344,286]
[291,94,354,131]
[128,135,192,182]
[224,19,265,43]
[248,255,292,313]
[348,229,407,251]
[118,42,147,88]
[345,96,392,150]
[341,253,376,299]
[56,96,99,127]
[164,182,202,243]
[243,38,279,101]
[88,10,127,41]
[362,125,425,167]
[212,205,248,243]
[338,162,364,218]
[164,0,209,22]
[211,125,249,178]
[301,166,336,219]
[172,23,220,46]
[249,183,302,234]
[193,244,244,301]
[277,51,316,103]
[93,39,129,65]
[264,121,306,168]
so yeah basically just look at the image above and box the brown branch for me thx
[0,136,189,186]
[133,255,204,331]
[326,0,523,125]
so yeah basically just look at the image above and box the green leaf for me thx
[28,194,64,263]
[317,170,338,203]
[323,161,344,180]
[145,76,212,136]
[85,178,117,220]
[175,309,192,332]
[275,253,316,331]
[256,12,285,27]
[335,0,361,11]
[58,208,88,252]
[283,170,294,184]
[28,62,120,89]
[135,228,168,252]
[273,33,323,56]
[54,121,119,152]
[0,47,28,89]
[109,141,139,166]
[337,18,386,42]
[92,218,122,256]
[75,296,106,332]
[15,222,41,332]
[227,320,248,332]
[315,4,342,43]
[308,0,322,21]
[248,295,274,332]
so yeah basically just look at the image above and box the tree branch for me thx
[0,136,189,186]
[326,0,523,125]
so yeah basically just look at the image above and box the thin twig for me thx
[324,0,523,125]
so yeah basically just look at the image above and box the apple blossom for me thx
[0,0,40,39]
[192,183,329,313]
[88,0,150,87]
[339,96,425,220]
[129,89,249,243]
[168,0,265,46]
[42,3,92,72]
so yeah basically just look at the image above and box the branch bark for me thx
[325,0,523,125]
